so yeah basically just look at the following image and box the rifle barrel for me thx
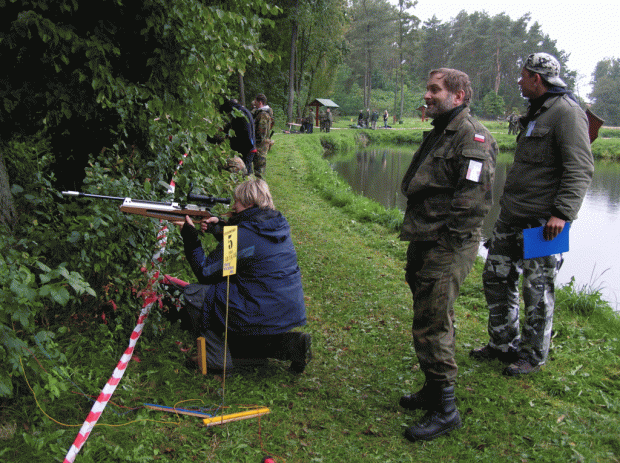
[62,191,126,201]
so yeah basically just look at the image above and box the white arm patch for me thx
[466,160,483,182]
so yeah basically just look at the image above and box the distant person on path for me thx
[507,113,519,135]
[471,52,594,376]
[251,93,274,178]
[301,112,313,133]
[370,110,379,129]
[383,109,389,128]
[398,68,497,442]
[325,108,333,132]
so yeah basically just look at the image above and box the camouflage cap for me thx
[226,156,247,174]
[523,52,566,88]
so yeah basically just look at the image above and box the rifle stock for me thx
[62,191,230,222]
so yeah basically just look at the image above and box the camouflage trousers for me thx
[405,236,479,386]
[482,220,563,365]
[253,140,271,177]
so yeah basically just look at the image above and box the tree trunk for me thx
[363,73,368,109]
[0,151,17,233]
[365,52,372,109]
[287,0,300,123]
[399,75,405,121]
[396,6,403,121]
[238,73,246,107]
[494,44,501,93]
[393,73,399,116]
[294,28,310,121]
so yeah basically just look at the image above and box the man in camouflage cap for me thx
[523,52,566,87]
[398,68,497,442]
[471,52,594,375]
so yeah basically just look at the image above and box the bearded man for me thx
[398,68,497,442]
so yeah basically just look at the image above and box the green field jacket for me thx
[499,94,594,224]
[400,108,498,243]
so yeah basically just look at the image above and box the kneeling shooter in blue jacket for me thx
[176,179,311,374]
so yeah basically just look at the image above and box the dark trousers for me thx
[199,330,301,371]
[179,305,299,371]
[243,151,255,174]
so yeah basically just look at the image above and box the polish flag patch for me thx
[474,133,485,143]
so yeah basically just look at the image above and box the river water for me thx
[332,148,620,311]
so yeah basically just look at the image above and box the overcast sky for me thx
[396,0,620,99]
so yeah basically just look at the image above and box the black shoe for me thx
[503,358,540,376]
[399,383,434,411]
[469,344,517,364]
[404,409,462,442]
[289,333,312,374]
[404,385,461,442]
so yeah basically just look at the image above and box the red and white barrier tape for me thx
[63,292,159,463]
[63,153,187,463]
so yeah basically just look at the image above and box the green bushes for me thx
[0,0,276,190]
[556,276,620,337]
[352,129,424,146]
[0,236,95,397]
[591,137,620,160]
[599,127,620,138]
[1,126,234,399]
[1,0,278,400]
[1,148,143,398]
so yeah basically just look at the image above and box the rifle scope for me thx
[187,192,231,205]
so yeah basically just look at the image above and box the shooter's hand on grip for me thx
[201,216,220,233]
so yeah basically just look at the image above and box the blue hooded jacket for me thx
[181,207,306,335]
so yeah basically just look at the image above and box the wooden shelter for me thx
[307,98,339,127]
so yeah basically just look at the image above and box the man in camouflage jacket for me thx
[398,68,497,443]
[251,93,274,178]
[471,53,594,376]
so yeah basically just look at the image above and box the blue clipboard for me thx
[523,222,571,259]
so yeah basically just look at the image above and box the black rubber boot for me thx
[399,382,435,411]
[404,385,462,442]
[287,332,312,374]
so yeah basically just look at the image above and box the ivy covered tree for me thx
[0,0,276,224]
[0,0,276,398]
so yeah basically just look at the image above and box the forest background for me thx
[1,1,619,459]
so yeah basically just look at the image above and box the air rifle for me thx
[62,191,231,222]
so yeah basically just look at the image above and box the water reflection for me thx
[332,148,620,311]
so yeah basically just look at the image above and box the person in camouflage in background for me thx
[251,93,274,178]
[507,113,519,135]
[471,53,594,376]
[398,68,497,443]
